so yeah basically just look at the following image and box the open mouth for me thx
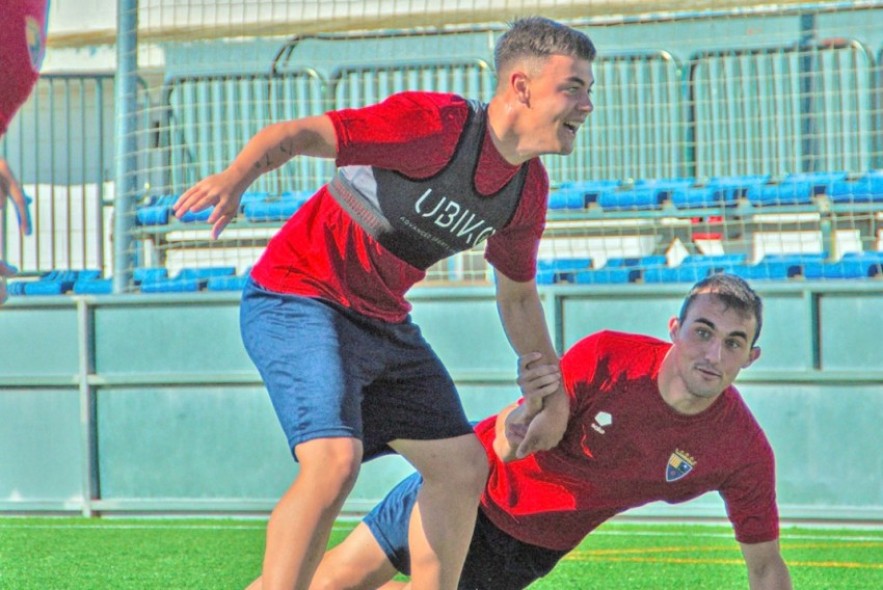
[563,122,580,135]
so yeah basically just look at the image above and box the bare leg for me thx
[249,522,401,590]
[391,434,487,590]
[308,522,401,590]
[260,437,362,590]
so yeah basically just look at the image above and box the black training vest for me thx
[327,100,528,270]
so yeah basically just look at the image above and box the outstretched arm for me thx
[740,540,792,590]
[494,270,569,459]
[0,158,32,237]
[173,114,338,238]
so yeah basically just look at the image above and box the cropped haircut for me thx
[494,17,597,74]
[679,273,764,346]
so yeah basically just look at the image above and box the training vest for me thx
[327,100,528,270]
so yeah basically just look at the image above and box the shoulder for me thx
[570,330,665,354]
[563,331,667,375]
[377,91,471,119]
[713,388,775,467]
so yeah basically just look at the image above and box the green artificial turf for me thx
[0,518,880,589]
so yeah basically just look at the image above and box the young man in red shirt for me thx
[174,17,596,590]
[309,273,793,590]
[0,0,47,303]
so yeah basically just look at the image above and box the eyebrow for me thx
[566,76,593,88]
[693,318,749,342]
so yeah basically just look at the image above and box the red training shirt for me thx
[479,330,781,551]
[250,91,549,323]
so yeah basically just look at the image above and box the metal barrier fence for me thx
[691,40,876,179]
[162,71,327,196]
[3,21,883,280]
[1,74,117,275]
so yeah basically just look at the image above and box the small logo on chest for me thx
[591,411,612,434]
[666,449,697,482]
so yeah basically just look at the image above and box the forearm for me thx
[743,541,792,590]
[492,404,520,462]
[495,277,562,412]
[225,117,336,189]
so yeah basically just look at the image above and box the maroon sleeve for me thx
[327,91,469,178]
[719,430,781,544]
[559,331,608,411]
[0,0,48,134]
[484,160,548,282]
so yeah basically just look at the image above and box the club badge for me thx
[666,449,696,482]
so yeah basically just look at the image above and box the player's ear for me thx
[744,346,761,368]
[511,70,530,104]
[668,316,679,341]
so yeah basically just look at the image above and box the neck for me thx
[486,98,530,166]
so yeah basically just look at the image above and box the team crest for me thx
[665,449,696,482]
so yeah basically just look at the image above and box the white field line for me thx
[0,521,879,543]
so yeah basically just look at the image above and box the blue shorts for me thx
[364,473,567,589]
[240,278,473,460]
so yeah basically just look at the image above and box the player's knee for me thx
[423,437,488,498]
[298,440,362,498]
[460,446,489,497]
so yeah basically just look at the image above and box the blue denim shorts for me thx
[240,278,473,461]
[364,472,567,588]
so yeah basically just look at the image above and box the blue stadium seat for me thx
[22,270,101,295]
[746,181,813,206]
[136,191,279,226]
[597,188,664,211]
[605,255,668,268]
[242,190,312,222]
[536,258,592,284]
[703,174,770,201]
[756,253,827,278]
[135,195,177,226]
[783,171,848,195]
[134,267,169,285]
[681,253,748,268]
[5,281,28,296]
[642,265,712,283]
[827,172,883,203]
[670,187,734,209]
[178,206,213,223]
[727,263,791,281]
[803,252,883,279]
[573,267,639,284]
[140,266,237,293]
[73,278,113,294]
[207,268,252,292]
[72,268,184,294]
[548,180,620,210]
